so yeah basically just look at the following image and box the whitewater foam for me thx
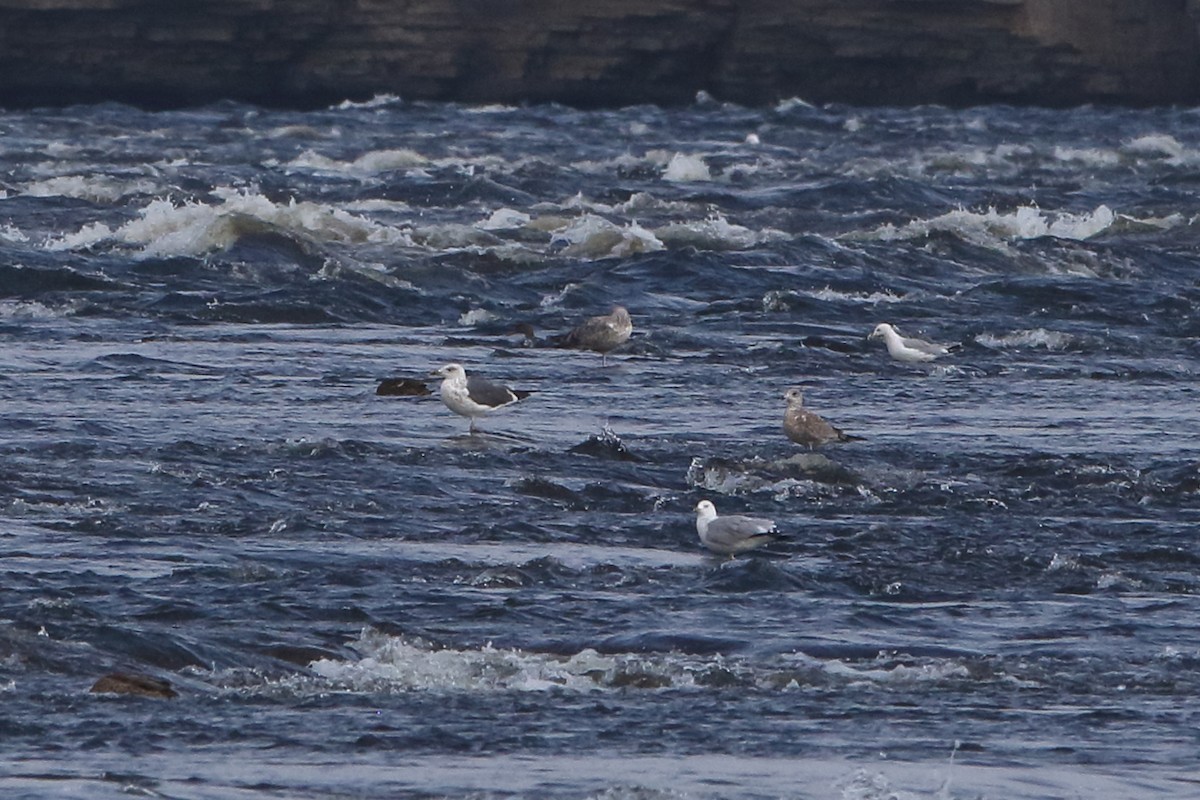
[861,204,1118,252]
[662,153,712,183]
[300,629,983,698]
[332,93,403,110]
[0,223,28,243]
[47,188,412,258]
[22,174,159,204]
[655,215,789,250]
[477,207,532,231]
[0,299,72,319]
[1124,133,1186,160]
[975,328,1074,351]
[552,215,664,258]
[307,629,698,693]
[284,147,429,177]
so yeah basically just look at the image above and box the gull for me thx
[694,499,779,556]
[783,387,862,449]
[556,305,633,365]
[505,322,537,347]
[428,363,531,433]
[868,322,959,363]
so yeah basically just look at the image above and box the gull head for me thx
[430,363,466,380]
[694,499,718,521]
[783,387,805,406]
[868,323,895,341]
[610,305,631,323]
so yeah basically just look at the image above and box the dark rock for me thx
[89,672,178,699]
[568,428,643,462]
[375,377,431,397]
[0,1,1196,108]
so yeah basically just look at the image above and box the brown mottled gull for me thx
[783,387,862,449]
[556,305,632,364]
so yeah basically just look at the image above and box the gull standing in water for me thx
[556,305,633,364]
[783,387,862,449]
[694,499,779,556]
[429,363,531,433]
[868,322,959,363]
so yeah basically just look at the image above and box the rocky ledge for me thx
[0,0,1196,108]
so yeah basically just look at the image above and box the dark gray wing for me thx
[465,374,518,408]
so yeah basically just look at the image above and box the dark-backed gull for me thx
[429,363,531,433]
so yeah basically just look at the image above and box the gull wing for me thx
[465,375,519,407]
[705,515,778,553]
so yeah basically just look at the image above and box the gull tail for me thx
[549,331,580,349]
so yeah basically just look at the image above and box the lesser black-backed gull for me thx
[429,363,531,433]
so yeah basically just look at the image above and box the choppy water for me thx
[2,95,1200,799]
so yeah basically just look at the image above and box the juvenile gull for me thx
[429,363,531,433]
[694,499,779,556]
[868,322,959,363]
[556,305,633,364]
[783,387,862,449]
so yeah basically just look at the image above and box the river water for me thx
[1,96,1199,798]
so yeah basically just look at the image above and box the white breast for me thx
[440,380,489,418]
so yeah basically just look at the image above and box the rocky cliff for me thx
[0,0,1196,108]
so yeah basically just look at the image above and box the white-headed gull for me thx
[694,499,779,556]
[429,363,531,433]
[869,322,959,363]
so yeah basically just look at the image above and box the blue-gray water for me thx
[1,96,1199,798]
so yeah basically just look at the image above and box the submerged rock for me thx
[90,672,178,699]
[568,427,642,462]
[375,377,431,397]
[687,453,862,496]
